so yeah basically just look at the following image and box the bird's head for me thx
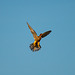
[39,33,43,37]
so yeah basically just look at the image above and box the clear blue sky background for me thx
[0,0,75,75]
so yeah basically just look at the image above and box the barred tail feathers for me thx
[29,43,41,51]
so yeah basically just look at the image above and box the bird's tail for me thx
[29,43,41,51]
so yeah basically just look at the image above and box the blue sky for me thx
[0,0,75,75]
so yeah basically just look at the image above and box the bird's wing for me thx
[41,30,52,38]
[27,22,38,40]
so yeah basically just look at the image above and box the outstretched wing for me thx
[41,30,52,38]
[27,22,38,40]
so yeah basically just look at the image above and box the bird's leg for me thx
[33,41,37,47]
[37,42,40,47]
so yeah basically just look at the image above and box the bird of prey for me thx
[27,22,52,51]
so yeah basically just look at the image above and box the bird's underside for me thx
[27,22,52,51]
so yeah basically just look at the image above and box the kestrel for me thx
[27,22,52,51]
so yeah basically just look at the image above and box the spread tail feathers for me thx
[29,43,41,51]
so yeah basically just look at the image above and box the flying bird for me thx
[27,22,52,51]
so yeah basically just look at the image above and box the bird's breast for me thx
[35,36,42,42]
